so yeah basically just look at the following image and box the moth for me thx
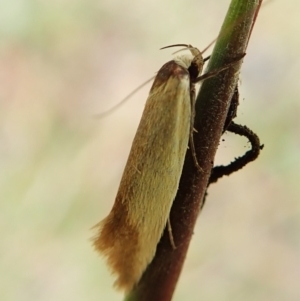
[92,44,237,292]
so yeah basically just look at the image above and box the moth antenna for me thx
[161,44,195,55]
[94,42,211,119]
[171,47,193,55]
[161,44,203,61]
[161,39,216,57]
[201,38,217,54]
[94,76,155,119]
[160,44,190,50]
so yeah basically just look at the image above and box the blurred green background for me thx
[1,0,299,300]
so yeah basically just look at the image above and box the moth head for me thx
[161,44,205,81]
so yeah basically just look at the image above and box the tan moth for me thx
[92,44,237,292]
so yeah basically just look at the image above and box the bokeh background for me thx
[1,0,299,300]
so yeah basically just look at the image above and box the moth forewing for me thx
[93,48,204,292]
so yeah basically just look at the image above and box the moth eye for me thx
[188,61,200,80]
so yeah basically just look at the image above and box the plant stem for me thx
[125,1,263,300]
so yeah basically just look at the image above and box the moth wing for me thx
[93,60,192,292]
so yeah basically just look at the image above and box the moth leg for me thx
[167,218,176,250]
[189,83,204,173]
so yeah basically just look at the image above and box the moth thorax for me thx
[174,52,203,81]
[174,54,194,69]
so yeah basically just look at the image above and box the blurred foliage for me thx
[1,1,300,301]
